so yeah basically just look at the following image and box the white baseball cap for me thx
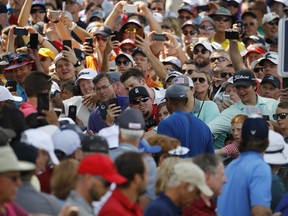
[0,86,22,102]
[262,12,280,25]
[258,52,278,66]
[75,68,98,86]
[21,129,60,165]
[52,129,81,156]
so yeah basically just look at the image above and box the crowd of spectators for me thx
[1,0,288,215]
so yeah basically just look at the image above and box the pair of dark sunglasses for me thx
[210,57,227,63]
[254,67,263,73]
[31,8,46,14]
[182,69,197,75]
[116,60,130,66]
[192,77,206,84]
[273,113,288,120]
[193,48,207,55]
[132,97,149,105]
[220,72,233,78]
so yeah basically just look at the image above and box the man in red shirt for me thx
[99,152,148,216]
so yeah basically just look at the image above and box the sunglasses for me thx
[214,16,231,22]
[254,67,263,73]
[192,77,206,84]
[116,60,130,66]
[151,7,164,11]
[94,35,107,42]
[31,8,46,14]
[179,15,192,20]
[193,48,207,55]
[121,48,134,53]
[199,25,215,31]
[183,30,198,36]
[244,22,255,27]
[210,57,227,63]
[182,69,197,74]
[132,97,150,105]
[267,20,279,26]
[220,72,233,78]
[273,113,288,120]
[124,28,140,34]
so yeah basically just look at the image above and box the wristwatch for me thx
[74,61,82,67]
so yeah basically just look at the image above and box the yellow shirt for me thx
[211,38,246,55]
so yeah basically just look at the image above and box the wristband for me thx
[74,60,82,67]
[69,22,77,31]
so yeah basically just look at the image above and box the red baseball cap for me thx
[245,45,266,57]
[78,154,127,184]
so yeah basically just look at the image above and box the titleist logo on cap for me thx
[265,53,276,60]
[234,75,250,80]
[78,71,90,76]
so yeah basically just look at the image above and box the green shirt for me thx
[208,95,279,138]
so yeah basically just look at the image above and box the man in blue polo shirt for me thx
[157,85,214,157]
[217,116,272,216]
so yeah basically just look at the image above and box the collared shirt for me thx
[208,95,279,138]
[145,193,181,216]
[17,84,27,102]
[217,151,272,216]
[65,191,94,216]
[98,188,142,216]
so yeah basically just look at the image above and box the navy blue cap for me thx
[261,75,281,89]
[242,35,266,46]
[242,116,269,141]
[233,69,255,87]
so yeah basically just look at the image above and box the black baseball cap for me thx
[233,69,255,87]
[128,86,150,104]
